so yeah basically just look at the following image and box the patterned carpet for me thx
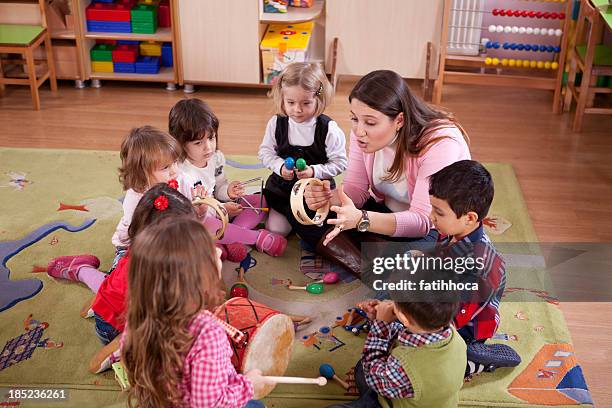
[0,148,592,407]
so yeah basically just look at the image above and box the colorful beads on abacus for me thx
[499,43,561,53]
[487,25,563,36]
[499,58,559,69]
[492,9,565,19]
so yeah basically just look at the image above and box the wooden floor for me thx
[1,79,612,406]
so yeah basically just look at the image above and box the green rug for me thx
[0,148,592,407]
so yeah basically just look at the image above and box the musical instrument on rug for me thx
[192,195,228,239]
[211,297,295,398]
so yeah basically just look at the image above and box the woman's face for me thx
[350,98,403,153]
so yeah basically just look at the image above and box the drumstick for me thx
[238,176,263,186]
[263,376,327,386]
[241,207,269,212]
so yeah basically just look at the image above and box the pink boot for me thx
[47,255,100,281]
[255,230,287,257]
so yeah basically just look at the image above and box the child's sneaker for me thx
[47,255,100,281]
[467,343,521,372]
[225,243,249,263]
[255,230,287,257]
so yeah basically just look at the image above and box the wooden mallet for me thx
[263,376,327,386]
[319,363,349,390]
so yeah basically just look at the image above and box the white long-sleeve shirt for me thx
[178,151,231,202]
[258,115,347,179]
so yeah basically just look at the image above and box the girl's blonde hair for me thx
[270,62,333,117]
[118,126,181,193]
[122,217,225,408]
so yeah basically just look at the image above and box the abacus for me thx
[433,0,572,113]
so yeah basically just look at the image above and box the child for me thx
[111,126,186,266]
[169,98,287,258]
[428,159,520,376]
[121,216,273,407]
[258,62,347,243]
[45,183,196,345]
[328,297,466,408]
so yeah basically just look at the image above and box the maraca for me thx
[288,282,324,294]
[317,272,339,284]
[230,283,249,298]
[295,158,307,171]
[284,157,296,171]
[319,363,349,389]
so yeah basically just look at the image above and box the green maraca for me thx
[288,282,324,294]
[296,158,307,171]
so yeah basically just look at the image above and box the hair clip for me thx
[167,179,179,189]
[315,82,323,96]
[154,195,169,211]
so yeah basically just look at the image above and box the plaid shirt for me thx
[179,312,254,407]
[362,320,452,399]
[436,223,506,341]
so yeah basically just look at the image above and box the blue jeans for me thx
[110,246,128,273]
[244,400,265,408]
[94,313,121,345]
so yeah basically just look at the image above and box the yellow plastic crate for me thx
[140,41,161,56]
[91,61,114,73]
[260,22,313,84]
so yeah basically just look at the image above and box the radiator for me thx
[447,0,485,56]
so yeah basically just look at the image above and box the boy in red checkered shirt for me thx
[428,160,520,377]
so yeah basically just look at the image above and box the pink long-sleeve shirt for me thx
[342,125,471,238]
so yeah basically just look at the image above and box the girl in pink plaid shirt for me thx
[121,217,273,407]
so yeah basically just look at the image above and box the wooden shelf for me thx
[51,29,76,40]
[84,27,172,42]
[260,0,323,23]
[89,66,175,82]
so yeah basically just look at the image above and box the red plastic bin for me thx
[112,44,139,62]
[158,0,171,27]
[86,3,132,22]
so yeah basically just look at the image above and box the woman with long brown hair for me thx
[121,217,272,407]
[304,70,471,277]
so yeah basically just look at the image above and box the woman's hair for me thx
[122,217,225,408]
[349,70,469,182]
[168,98,219,158]
[118,126,181,193]
[127,182,197,242]
[269,62,333,117]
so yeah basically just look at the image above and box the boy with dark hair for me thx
[429,159,520,376]
[328,292,466,408]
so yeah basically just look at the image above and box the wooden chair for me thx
[0,0,58,110]
[563,0,612,132]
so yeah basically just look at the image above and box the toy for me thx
[287,282,324,294]
[295,158,307,171]
[230,283,249,298]
[284,156,295,171]
[343,308,370,335]
[131,4,158,34]
[319,363,349,390]
[260,22,313,84]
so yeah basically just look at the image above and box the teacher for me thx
[304,70,471,277]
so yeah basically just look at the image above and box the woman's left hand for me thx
[227,181,245,199]
[323,185,362,246]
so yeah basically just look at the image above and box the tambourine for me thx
[290,178,330,226]
[192,196,229,240]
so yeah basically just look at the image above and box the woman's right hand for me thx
[304,180,334,211]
